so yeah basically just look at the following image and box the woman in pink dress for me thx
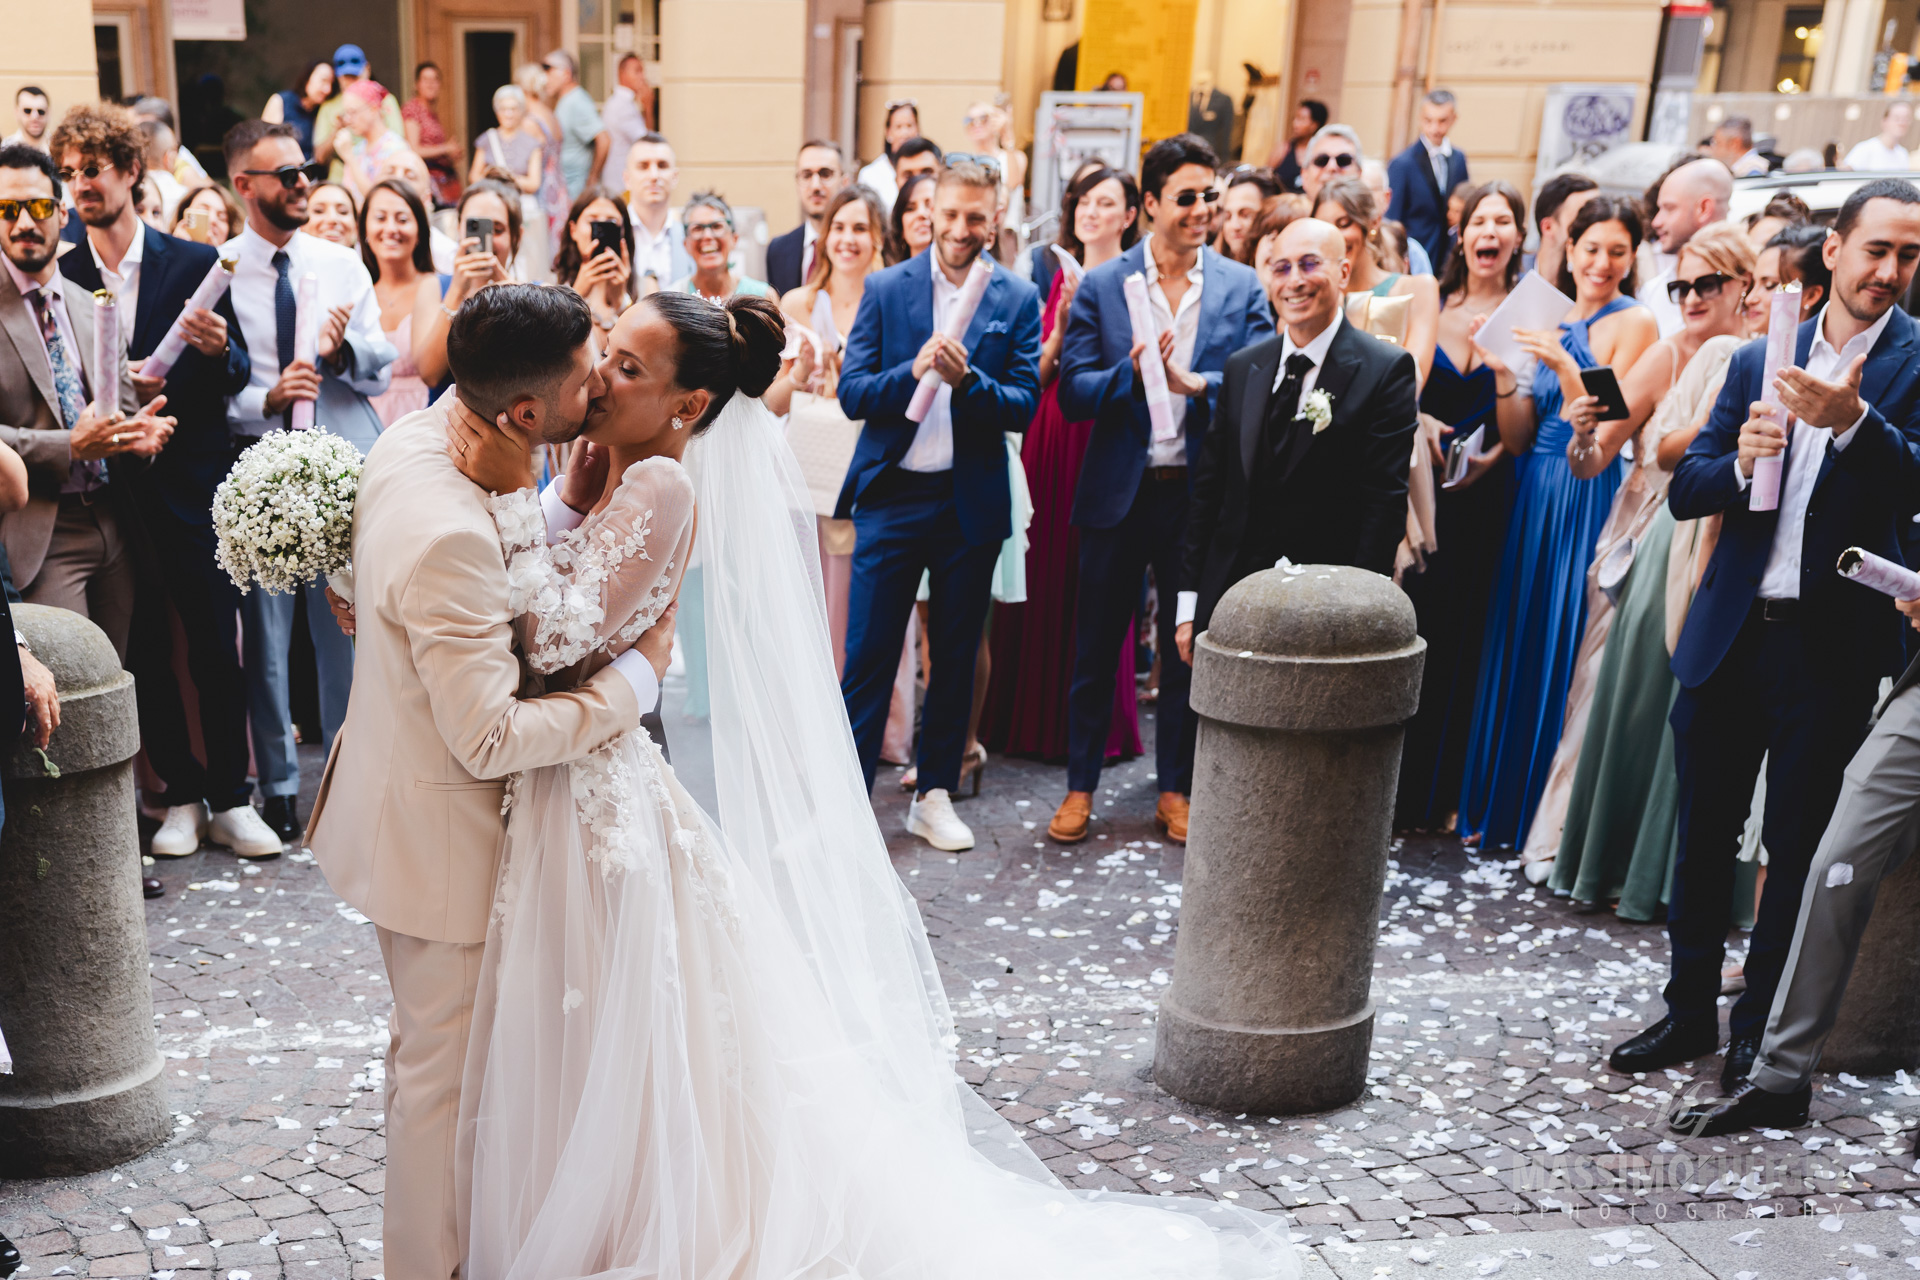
[980,165,1144,761]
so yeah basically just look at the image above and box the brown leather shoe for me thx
[1048,792,1093,843]
[1155,792,1190,843]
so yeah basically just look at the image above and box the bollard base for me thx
[1153,997,1373,1115]
[0,1060,170,1178]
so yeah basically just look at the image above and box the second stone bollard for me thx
[1155,565,1423,1115]
[0,604,168,1176]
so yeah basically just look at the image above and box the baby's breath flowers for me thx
[213,429,362,596]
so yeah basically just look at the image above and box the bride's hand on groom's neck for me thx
[559,442,611,514]
[448,397,537,495]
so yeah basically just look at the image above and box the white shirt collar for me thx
[803,221,816,252]
[1141,232,1204,286]
[238,222,301,265]
[1812,300,1894,364]
[1282,308,1343,366]
[1423,137,1453,159]
[88,221,144,278]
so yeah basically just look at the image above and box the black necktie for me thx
[1269,352,1317,432]
[273,250,297,429]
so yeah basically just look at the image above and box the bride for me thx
[444,290,1298,1280]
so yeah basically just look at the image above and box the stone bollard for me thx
[1822,850,1920,1076]
[0,604,167,1176]
[1155,565,1423,1115]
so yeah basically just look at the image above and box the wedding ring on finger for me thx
[109,431,132,444]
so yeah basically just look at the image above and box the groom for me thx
[1175,215,1419,656]
[308,284,674,1280]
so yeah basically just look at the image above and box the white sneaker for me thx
[907,788,974,852]
[209,804,285,859]
[149,802,209,857]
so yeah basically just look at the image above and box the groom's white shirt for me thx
[307,401,647,945]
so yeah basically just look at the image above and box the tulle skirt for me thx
[458,728,1297,1280]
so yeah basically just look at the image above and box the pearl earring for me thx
[671,415,684,431]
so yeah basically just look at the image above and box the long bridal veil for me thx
[461,393,1297,1280]
[688,394,1297,1275]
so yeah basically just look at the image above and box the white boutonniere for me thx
[1302,388,1335,434]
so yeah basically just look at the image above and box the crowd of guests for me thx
[10,59,1920,1149]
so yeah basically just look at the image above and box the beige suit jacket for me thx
[0,266,136,586]
[307,404,642,944]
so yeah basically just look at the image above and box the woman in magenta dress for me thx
[981,165,1143,760]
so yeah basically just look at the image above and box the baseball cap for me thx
[333,44,369,75]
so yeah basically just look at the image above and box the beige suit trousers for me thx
[24,498,133,660]
[376,926,483,1280]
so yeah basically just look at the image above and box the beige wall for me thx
[858,0,1007,163]
[0,0,99,134]
[1338,0,1662,187]
[659,0,809,233]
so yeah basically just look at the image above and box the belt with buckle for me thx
[58,489,101,508]
[1758,597,1799,623]
[1147,465,1187,482]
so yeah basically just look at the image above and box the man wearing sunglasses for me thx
[222,118,396,846]
[1639,158,1732,338]
[1051,133,1272,847]
[3,87,48,154]
[51,102,265,862]
[0,142,176,663]
[1300,124,1364,205]
[1177,214,1417,676]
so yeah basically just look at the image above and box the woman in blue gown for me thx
[1397,181,1529,831]
[1457,195,1661,848]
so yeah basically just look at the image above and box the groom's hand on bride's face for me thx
[560,442,611,513]
[634,601,677,684]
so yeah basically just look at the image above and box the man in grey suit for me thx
[0,142,172,658]
[1677,611,1920,1136]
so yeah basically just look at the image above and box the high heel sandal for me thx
[959,743,988,798]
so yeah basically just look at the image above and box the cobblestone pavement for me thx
[7,707,1920,1279]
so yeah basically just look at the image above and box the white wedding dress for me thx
[456,394,1299,1280]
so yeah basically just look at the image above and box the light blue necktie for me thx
[32,290,105,488]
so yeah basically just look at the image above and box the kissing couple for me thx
[307,283,1298,1279]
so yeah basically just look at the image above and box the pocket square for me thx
[980,320,1010,335]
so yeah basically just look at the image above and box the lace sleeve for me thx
[486,456,696,674]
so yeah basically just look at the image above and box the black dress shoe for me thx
[1671,1078,1811,1137]
[262,795,300,843]
[143,876,164,900]
[1,1228,20,1278]
[1608,1015,1720,1075]
[1721,1034,1761,1093]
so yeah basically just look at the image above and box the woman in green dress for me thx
[1550,223,1756,917]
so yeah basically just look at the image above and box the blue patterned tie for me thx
[31,290,104,489]
[274,250,297,429]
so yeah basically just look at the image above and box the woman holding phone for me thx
[1396,180,1526,833]
[1551,223,1755,915]
[554,186,635,344]
[1457,195,1657,851]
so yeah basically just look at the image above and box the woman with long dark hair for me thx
[1396,180,1527,831]
[885,171,937,266]
[1457,195,1659,849]
[554,185,636,339]
[858,98,922,208]
[358,178,445,426]
[262,59,334,162]
[980,164,1144,763]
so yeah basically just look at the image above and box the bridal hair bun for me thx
[725,294,785,401]
[645,290,787,432]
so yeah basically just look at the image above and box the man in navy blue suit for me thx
[1386,90,1468,274]
[52,104,270,859]
[837,158,1041,852]
[766,140,846,297]
[1609,178,1920,1095]
[1047,133,1271,847]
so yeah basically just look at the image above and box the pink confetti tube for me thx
[290,272,319,432]
[906,256,993,423]
[141,257,234,381]
[1750,283,1801,512]
[1838,546,1920,599]
[1122,272,1176,444]
[92,290,118,419]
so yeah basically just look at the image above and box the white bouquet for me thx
[213,429,362,597]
